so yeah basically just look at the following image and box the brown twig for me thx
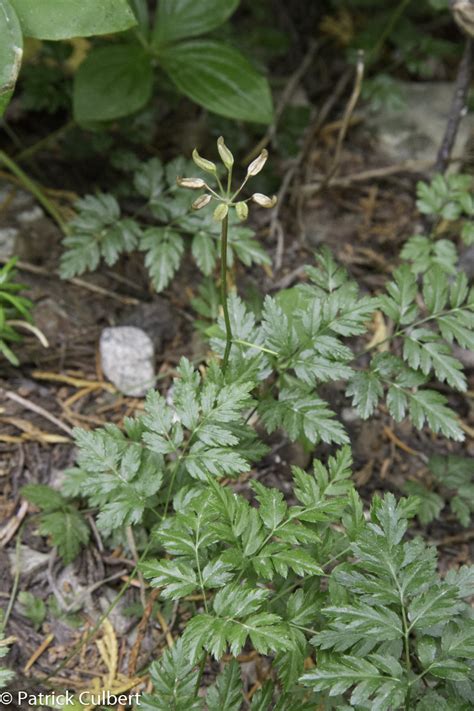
[0,257,140,306]
[1,387,74,436]
[271,67,354,268]
[0,500,28,548]
[300,159,433,194]
[126,526,147,610]
[320,51,365,189]
[243,40,319,164]
[128,589,160,676]
[434,38,473,174]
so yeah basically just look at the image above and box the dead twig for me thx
[270,68,353,268]
[128,589,160,676]
[0,257,140,306]
[320,51,365,189]
[243,40,319,163]
[126,527,147,610]
[1,388,74,437]
[435,37,473,174]
[0,500,28,548]
[300,159,433,194]
[24,634,55,673]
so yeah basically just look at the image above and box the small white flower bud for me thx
[251,192,277,208]
[176,177,206,189]
[235,201,249,221]
[217,136,234,170]
[247,149,268,177]
[192,148,217,174]
[213,203,229,221]
[192,194,212,210]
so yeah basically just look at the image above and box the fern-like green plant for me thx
[59,153,270,292]
[28,139,474,708]
[402,174,474,275]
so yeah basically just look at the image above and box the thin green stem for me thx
[194,652,208,695]
[220,215,233,372]
[231,176,248,202]
[369,0,412,63]
[194,518,208,613]
[14,120,75,163]
[232,338,278,356]
[0,150,69,235]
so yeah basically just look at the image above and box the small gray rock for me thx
[370,82,474,164]
[100,326,155,396]
[0,227,19,259]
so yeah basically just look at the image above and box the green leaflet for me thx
[60,156,270,287]
[160,40,274,124]
[9,0,136,39]
[153,0,239,46]
[73,44,153,123]
[0,0,22,117]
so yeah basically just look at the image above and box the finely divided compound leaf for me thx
[140,639,202,711]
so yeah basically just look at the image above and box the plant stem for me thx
[0,150,69,235]
[370,0,412,63]
[220,214,233,372]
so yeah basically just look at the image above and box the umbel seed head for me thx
[450,0,474,37]
[251,193,277,208]
[235,201,249,221]
[177,137,277,223]
[247,149,268,177]
[217,136,234,170]
[213,203,229,221]
[192,194,212,210]
[176,177,206,189]
[192,148,217,174]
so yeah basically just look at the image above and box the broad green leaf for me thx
[9,0,136,39]
[428,658,471,681]
[153,0,239,46]
[161,40,273,124]
[73,44,153,123]
[0,0,22,117]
